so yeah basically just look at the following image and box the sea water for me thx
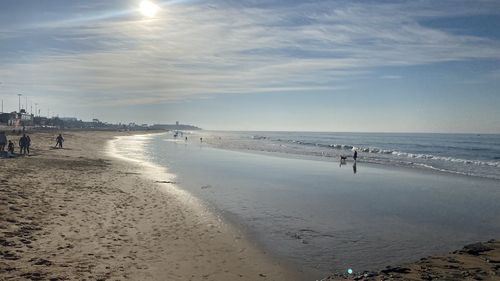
[197,131,500,180]
[117,132,500,277]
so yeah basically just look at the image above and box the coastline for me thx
[130,132,500,279]
[0,130,303,280]
[194,131,500,181]
[2,130,499,281]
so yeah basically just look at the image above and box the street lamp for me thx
[18,94,22,112]
[0,82,3,113]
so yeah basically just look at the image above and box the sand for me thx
[2,130,500,281]
[322,240,500,280]
[0,130,302,281]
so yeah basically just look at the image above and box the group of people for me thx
[0,132,65,157]
[0,131,14,154]
[0,131,32,156]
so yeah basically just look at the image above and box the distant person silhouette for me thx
[7,140,15,154]
[200,137,203,143]
[26,135,31,155]
[185,137,188,142]
[56,134,64,148]
[19,134,29,155]
[0,131,6,151]
[353,150,358,162]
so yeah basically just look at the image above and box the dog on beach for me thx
[340,155,347,165]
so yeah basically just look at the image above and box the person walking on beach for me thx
[19,134,29,155]
[26,134,31,155]
[7,140,15,154]
[0,131,7,151]
[56,134,64,148]
[353,150,358,162]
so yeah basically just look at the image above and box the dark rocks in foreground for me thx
[320,239,500,281]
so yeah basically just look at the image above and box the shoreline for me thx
[0,130,303,280]
[2,130,499,280]
[132,132,500,279]
[193,131,500,182]
[106,132,312,279]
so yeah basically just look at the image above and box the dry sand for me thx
[0,130,302,281]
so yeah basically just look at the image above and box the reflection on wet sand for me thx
[133,133,500,276]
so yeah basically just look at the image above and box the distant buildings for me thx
[0,110,34,127]
[0,113,9,124]
[60,117,78,122]
[0,112,201,131]
[150,123,201,130]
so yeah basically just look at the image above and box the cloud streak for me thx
[1,0,500,111]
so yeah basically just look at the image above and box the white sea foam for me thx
[207,131,500,180]
[314,142,500,168]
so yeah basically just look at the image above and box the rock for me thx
[461,242,493,255]
[363,272,375,278]
[381,266,411,274]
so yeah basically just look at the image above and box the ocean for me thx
[197,131,500,180]
[112,131,500,278]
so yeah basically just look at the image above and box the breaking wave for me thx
[242,133,500,180]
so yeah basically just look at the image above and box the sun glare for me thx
[139,0,160,18]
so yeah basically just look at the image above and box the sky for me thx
[0,0,499,133]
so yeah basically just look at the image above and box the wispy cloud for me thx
[1,0,499,110]
[380,75,402,80]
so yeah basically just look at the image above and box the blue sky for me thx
[0,0,499,132]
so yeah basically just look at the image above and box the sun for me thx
[139,0,160,18]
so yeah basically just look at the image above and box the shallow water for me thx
[116,133,500,277]
[196,131,500,180]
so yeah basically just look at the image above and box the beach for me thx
[1,130,500,281]
[0,131,302,281]
[124,132,500,278]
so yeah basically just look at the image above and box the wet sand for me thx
[130,132,500,279]
[0,131,301,281]
[323,240,500,280]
